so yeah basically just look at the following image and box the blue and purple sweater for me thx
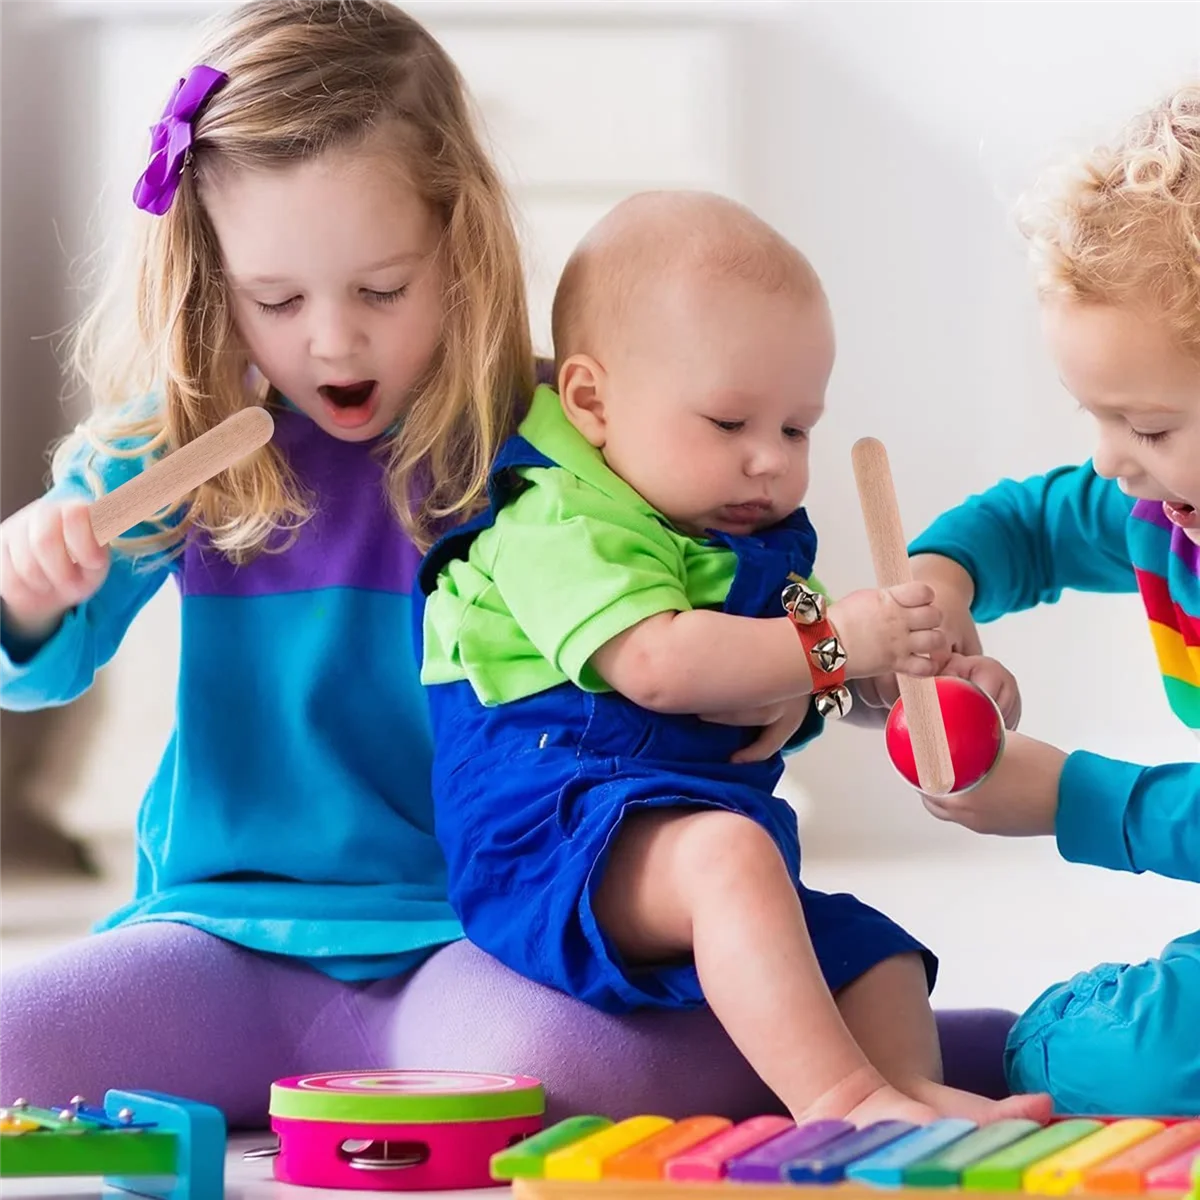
[0,407,462,980]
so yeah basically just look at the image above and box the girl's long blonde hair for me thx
[63,0,532,557]
[1020,83,1200,357]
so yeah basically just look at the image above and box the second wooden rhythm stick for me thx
[850,437,955,796]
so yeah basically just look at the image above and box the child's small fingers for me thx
[921,795,951,821]
[2,539,49,610]
[905,603,944,631]
[29,506,87,596]
[906,630,946,656]
[731,726,787,763]
[922,795,972,827]
[61,502,109,573]
[966,663,1022,728]
[1002,686,1022,730]
[890,581,936,608]
[929,644,954,675]
[864,673,900,708]
[900,654,939,677]
[5,522,53,595]
[730,735,769,764]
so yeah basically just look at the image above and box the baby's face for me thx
[593,277,833,537]
[1043,298,1200,543]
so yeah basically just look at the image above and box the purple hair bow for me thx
[132,64,227,216]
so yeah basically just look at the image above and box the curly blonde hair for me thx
[62,0,532,557]
[1021,83,1200,356]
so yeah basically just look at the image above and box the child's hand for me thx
[862,653,1022,731]
[921,730,1064,836]
[941,652,1022,730]
[909,554,982,656]
[0,498,109,645]
[854,674,898,710]
[829,582,949,681]
[725,696,812,763]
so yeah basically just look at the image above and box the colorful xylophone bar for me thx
[493,1113,1200,1200]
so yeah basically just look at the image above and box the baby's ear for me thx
[558,354,608,448]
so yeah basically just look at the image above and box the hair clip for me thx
[132,64,227,216]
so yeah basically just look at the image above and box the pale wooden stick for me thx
[88,407,274,546]
[851,437,955,796]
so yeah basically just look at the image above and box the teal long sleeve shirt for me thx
[909,463,1200,885]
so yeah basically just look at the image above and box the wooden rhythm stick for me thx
[87,407,274,546]
[850,437,955,796]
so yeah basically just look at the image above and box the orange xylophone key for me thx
[603,1116,733,1180]
[1086,1121,1200,1193]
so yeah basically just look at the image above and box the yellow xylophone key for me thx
[544,1116,674,1181]
[0,1115,40,1133]
[1024,1119,1163,1196]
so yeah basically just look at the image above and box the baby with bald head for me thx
[550,191,831,538]
[422,190,1046,1124]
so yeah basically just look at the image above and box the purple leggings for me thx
[0,923,1015,1127]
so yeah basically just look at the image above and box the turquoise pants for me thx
[1006,931,1200,1114]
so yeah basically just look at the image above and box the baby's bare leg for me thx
[594,808,918,1120]
[838,953,943,1083]
[836,953,1050,1122]
[594,808,1051,1125]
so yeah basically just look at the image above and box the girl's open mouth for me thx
[318,380,379,429]
[1163,500,1198,530]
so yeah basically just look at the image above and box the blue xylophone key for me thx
[845,1119,978,1186]
[786,1120,917,1183]
[727,1120,854,1183]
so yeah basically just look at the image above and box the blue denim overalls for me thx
[418,436,936,1014]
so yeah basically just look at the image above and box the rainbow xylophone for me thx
[492,1114,1200,1200]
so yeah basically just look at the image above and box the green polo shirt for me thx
[421,385,819,706]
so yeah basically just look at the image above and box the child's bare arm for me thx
[590,582,947,715]
[592,611,810,714]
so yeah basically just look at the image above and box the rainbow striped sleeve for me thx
[1128,500,1200,730]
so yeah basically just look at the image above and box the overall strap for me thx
[417,436,557,597]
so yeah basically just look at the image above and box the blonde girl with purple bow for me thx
[0,0,801,1125]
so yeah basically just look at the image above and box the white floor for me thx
[2,836,1194,1197]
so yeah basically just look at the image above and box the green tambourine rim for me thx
[269,1075,545,1123]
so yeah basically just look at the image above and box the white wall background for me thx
[733,0,1200,850]
[3,0,1199,1010]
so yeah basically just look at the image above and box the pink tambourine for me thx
[267,1069,544,1190]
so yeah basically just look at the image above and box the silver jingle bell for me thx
[810,635,847,674]
[782,580,826,625]
[814,685,853,719]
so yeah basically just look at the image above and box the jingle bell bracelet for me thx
[781,578,853,719]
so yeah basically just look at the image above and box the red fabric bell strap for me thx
[782,575,851,718]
